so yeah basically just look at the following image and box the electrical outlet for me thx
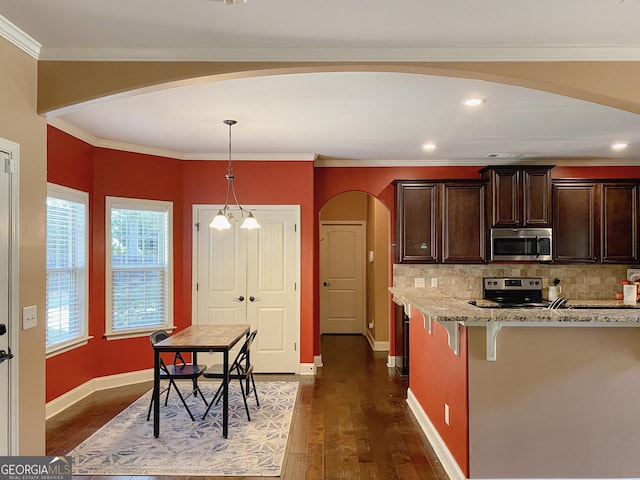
[23,305,37,330]
[444,403,450,425]
[368,322,374,329]
[414,277,426,288]
[431,277,438,288]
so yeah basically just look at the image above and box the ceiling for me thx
[2,0,640,165]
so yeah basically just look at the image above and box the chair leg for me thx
[164,379,172,406]
[169,378,196,421]
[250,373,260,407]
[194,382,209,407]
[146,385,157,421]
[238,377,251,421]
[202,380,225,420]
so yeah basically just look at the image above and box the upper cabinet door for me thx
[395,182,439,263]
[553,182,599,263]
[600,183,639,263]
[522,168,552,226]
[441,182,486,263]
[482,166,553,228]
[486,167,520,227]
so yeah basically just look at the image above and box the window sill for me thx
[104,326,175,341]
[46,336,94,358]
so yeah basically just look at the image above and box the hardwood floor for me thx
[46,334,449,480]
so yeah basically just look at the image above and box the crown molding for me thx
[48,117,185,160]
[47,117,316,161]
[313,157,640,167]
[38,45,640,63]
[0,14,40,59]
[185,153,316,161]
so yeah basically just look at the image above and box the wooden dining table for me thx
[151,323,250,438]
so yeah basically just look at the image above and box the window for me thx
[106,197,173,338]
[46,184,89,354]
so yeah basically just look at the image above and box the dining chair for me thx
[146,330,208,421]
[201,329,260,421]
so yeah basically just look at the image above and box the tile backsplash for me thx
[393,264,640,300]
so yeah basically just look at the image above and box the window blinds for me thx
[46,194,87,348]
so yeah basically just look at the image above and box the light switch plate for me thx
[22,305,37,330]
[414,277,426,288]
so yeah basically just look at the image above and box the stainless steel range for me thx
[481,277,549,308]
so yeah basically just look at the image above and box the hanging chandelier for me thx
[209,120,260,230]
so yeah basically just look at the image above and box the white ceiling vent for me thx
[484,153,522,159]
[220,0,247,4]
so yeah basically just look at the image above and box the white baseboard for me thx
[406,388,466,480]
[46,369,153,420]
[365,329,389,352]
[299,363,316,375]
[47,361,319,418]
[387,354,395,368]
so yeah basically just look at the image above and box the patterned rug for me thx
[69,381,299,476]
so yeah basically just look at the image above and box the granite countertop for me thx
[389,287,640,324]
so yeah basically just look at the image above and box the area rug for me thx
[69,381,299,476]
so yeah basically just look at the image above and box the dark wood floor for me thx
[47,334,449,480]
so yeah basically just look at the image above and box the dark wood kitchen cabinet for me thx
[553,181,599,262]
[395,182,439,263]
[394,180,486,263]
[553,180,639,263]
[481,166,553,227]
[441,182,486,263]
[601,183,638,263]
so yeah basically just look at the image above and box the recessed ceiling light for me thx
[612,142,628,151]
[422,143,438,151]
[461,98,485,107]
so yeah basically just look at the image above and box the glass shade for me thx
[209,210,232,230]
[240,212,260,230]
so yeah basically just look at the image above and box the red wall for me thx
[409,310,469,477]
[46,126,315,402]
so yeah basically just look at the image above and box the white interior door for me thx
[320,222,365,334]
[196,212,247,326]
[194,206,299,373]
[0,141,18,456]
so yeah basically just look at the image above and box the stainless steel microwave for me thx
[490,227,552,262]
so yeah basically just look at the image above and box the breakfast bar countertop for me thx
[389,287,640,324]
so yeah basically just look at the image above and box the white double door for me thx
[194,206,299,373]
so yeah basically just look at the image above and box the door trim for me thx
[1,138,20,455]
[191,204,301,373]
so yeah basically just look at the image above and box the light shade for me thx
[240,212,260,230]
[210,210,232,230]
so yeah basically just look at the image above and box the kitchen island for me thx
[390,287,640,480]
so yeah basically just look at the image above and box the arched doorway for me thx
[319,191,391,353]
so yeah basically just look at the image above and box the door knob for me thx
[0,348,14,365]
[234,296,245,302]
[323,282,330,287]
[0,324,6,336]
[249,296,260,302]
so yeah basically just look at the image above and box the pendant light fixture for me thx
[209,120,260,230]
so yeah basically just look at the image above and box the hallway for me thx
[46,335,449,479]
